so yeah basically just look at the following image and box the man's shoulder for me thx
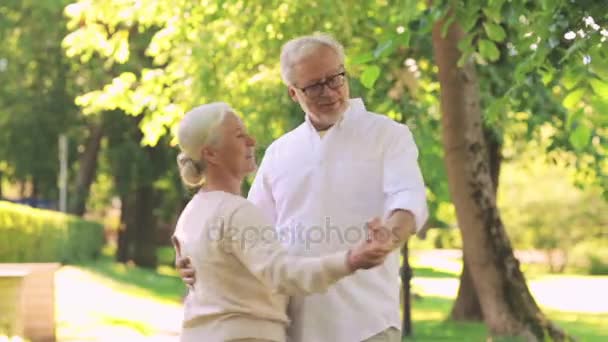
[355,108,411,136]
[265,123,306,153]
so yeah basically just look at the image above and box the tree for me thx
[0,0,80,202]
[432,13,570,340]
[103,110,179,268]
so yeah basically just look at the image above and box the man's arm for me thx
[385,209,417,249]
[382,123,428,249]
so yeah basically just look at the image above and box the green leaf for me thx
[540,69,554,85]
[486,97,508,125]
[398,30,411,48]
[561,70,584,90]
[559,40,585,64]
[566,108,584,130]
[569,124,592,151]
[589,78,608,97]
[373,39,395,58]
[351,52,374,65]
[460,10,479,32]
[562,88,585,110]
[457,34,475,66]
[541,0,552,10]
[482,3,503,23]
[483,22,506,42]
[590,99,608,124]
[589,53,608,80]
[478,39,500,62]
[360,65,381,89]
[457,34,474,52]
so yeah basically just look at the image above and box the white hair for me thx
[280,33,345,85]
[176,102,232,187]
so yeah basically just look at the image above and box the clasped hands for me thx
[345,217,398,271]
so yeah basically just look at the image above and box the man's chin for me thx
[318,107,346,119]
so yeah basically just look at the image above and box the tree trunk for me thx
[19,180,24,198]
[116,191,134,263]
[70,123,104,216]
[32,177,38,201]
[451,254,483,321]
[132,182,158,269]
[451,127,501,321]
[431,16,568,341]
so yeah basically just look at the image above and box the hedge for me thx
[0,201,105,263]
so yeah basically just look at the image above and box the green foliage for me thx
[59,0,608,233]
[498,150,608,273]
[0,0,81,198]
[60,0,452,226]
[569,240,608,275]
[478,39,500,62]
[360,65,381,89]
[156,246,176,267]
[0,201,104,263]
[467,1,608,197]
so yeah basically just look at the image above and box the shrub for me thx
[568,240,608,275]
[0,201,105,263]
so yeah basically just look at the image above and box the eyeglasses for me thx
[296,71,347,97]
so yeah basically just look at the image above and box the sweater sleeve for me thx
[224,200,352,295]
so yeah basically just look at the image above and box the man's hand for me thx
[346,217,394,271]
[172,236,196,287]
[175,255,196,286]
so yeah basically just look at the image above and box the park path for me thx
[54,251,607,341]
[413,250,608,314]
[55,266,182,341]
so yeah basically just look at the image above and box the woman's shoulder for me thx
[218,194,270,228]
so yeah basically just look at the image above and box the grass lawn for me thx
[408,252,608,341]
[55,248,608,341]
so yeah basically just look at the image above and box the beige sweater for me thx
[172,191,352,342]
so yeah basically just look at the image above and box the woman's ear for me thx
[201,146,217,165]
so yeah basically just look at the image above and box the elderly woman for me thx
[172,102,392,342]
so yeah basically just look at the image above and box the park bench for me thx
[0,263,60,342]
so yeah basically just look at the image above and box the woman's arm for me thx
[226,202,391,295]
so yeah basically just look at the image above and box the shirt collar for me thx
[303,98,366,132]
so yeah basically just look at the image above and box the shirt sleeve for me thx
[383,123,429,231]
[225,201,352,295]
[247,146,277,225]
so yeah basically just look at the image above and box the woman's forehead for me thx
[223,112,245,128]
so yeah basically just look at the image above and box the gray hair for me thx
[176,102,232,187]
[280,33,345,85]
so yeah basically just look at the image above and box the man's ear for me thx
[287,86,298,102]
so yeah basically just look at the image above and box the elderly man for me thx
[178,33,428,342]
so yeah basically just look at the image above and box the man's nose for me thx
[319,83,339,97]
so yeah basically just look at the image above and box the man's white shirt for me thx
[248,98,428,342]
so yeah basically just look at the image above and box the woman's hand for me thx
[346,217,394,271]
